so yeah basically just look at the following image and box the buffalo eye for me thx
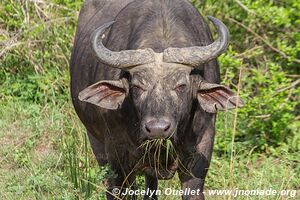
[131,84,144,91]
[174,84,187,93]
[131,84,145,97]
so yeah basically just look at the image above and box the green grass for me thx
[0,100,104,199]
[0,0,299,199]
[0,100,298,199]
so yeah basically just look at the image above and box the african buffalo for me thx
[70,0,243,199]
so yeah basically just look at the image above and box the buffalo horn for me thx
[163,16,229,67]
[91,21,155,69]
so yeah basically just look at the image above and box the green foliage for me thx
[0,0,299,199]
[0,0,74,104]
[191,0,300,155]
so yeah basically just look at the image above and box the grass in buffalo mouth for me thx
[138,138,175,176]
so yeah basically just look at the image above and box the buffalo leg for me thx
[87,131,108,166]
[106,167,137,200]
[178,153,209,200]
[178,119,215,200]
[144,175,158,200]
[87,131,135,199]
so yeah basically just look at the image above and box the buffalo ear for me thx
[78,79,129,110]
[197,81,244,113]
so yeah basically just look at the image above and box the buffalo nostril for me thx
[164,124,171,132]
[145,126,151,133]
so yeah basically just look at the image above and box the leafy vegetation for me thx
[0,0,299,199]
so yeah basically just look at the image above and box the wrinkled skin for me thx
[129,61,193,141]
[70,0,243,200]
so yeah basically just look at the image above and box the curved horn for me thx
[163,16,229,67]
[91,21,155,69]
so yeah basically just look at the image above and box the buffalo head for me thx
[78,16,244,141]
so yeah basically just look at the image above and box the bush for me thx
[191,0,300,155]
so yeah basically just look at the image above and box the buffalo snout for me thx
[142,116,175,139]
